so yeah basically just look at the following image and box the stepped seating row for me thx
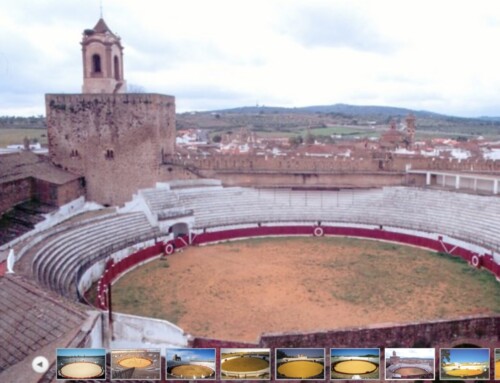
[168,178,222,189]
[140,189,179,212]
[168,186,500,251]
[32,212,158,298]
[140,180,224,213]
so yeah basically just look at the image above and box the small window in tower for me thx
[114,55,120,81]
[92,54,102,73]
[105,149,114,160]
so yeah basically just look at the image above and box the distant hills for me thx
[2,104,500,137]
[214,103,499,124]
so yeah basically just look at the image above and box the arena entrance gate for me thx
[171,222,189,238]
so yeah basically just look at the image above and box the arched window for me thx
[92,54,101,73]
[114,56,120,80]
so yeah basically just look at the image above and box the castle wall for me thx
[191,315,499,349]
[167,154,500,177]
[0,177,84,215]
[46,93,175,206]
[0,179,33,214]
[32,178,85,207]
[259,315,499,349]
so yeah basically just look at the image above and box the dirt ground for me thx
[112,237,500,342]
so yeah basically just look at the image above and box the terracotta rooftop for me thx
[0,274,87,374]
[0,151,81,185]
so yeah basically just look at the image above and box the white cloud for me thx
[1,0,500,116]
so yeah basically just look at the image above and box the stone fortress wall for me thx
[46,93,175,206]
[163,153,500,190]
[167,153,500,174]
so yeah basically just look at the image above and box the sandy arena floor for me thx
[112,237,500,342]
[333,360,378,374]
[59,362,103,379]
[444,368,484,377]
[277,360,324,378]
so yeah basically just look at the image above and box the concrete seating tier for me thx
[140,189,179,213]
[32,212,158,298]
[157,208,194,220]
[167,186,500,251]
[168,178,222,189]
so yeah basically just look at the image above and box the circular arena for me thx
[58,362,104,380]
[444,368,485,377]
[442,365,489,379]
[117,356,152,368]
[221,354,270,379]
[277,360,324,379]
[5,180,500,381]
[387,363,434,379]
[169,364,215,379]
[111,236,499,341]
[332,360,379,376]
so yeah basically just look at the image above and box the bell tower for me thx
[81,18,127,93]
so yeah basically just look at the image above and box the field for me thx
[112,237,500,342]
[0,127,47,147]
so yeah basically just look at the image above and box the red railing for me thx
[95,236,189,309]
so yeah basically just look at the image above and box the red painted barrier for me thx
[96,242,164,308]
[94,227,499,309]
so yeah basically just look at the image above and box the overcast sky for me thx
[1,0,500,117]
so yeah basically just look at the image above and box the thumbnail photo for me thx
[56,348,105,380]
[166,348,216,380]
[330,348,380,380]
[110,349,161,380]
[385,348,434,380]
[275,348,325,380]
[220,348,270,380]
[440,348,490,380]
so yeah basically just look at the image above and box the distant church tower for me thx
[81,18,127,93]
[405,113,416,148]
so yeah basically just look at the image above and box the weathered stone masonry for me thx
[46,93,175,206]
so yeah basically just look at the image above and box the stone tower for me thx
[46,18,176,206]
[81,18,127,93]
